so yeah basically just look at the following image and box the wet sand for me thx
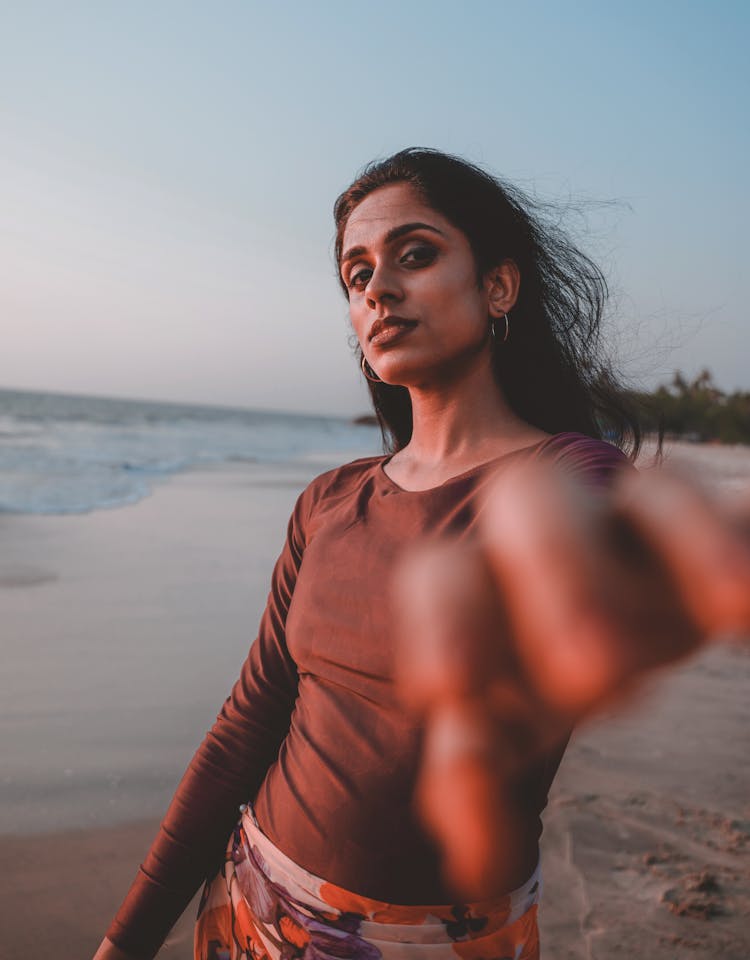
[1,444,748,958]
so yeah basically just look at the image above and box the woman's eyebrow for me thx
[341,222,446,265]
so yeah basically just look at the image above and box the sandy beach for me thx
[1,444,748,958]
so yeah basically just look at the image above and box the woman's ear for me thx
[486,260,520,317]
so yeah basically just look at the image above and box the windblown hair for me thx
[333,147,642,458]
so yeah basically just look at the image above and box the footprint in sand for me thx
[662,871,727,921]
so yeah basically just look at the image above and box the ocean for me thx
[0,388,382,515]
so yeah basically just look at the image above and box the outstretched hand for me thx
[392,462,750,899]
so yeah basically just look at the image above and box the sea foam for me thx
[0,389,380,515]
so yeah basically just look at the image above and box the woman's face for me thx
[340,182,516,387]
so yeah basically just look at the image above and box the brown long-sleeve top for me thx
[107,432,629,957]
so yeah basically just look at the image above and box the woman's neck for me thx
[391,362,548,482]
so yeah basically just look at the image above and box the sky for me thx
[1,1,748,416]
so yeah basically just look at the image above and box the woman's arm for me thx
[100,483,315,959]
[394,461,750,897]
[93,936,144,960]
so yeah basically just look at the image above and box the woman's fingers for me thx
[416,701,528,898]
[615,469,750,637]
[392,537,543,894]
[392,541,513,711]
[479,462,636,717]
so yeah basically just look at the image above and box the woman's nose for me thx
[366,263,403,308]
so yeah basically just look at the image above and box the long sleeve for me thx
[105,485,313,958]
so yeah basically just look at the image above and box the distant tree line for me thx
[355,369,749,444]
[628,370,750,444]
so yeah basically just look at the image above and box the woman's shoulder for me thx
[307,453,386,493]
[296,454,387,515]
[534,432,633,486]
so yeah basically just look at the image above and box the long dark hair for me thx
[334,148,642,458]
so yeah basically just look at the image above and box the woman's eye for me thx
[401,244,437,267]
[348,267,372,290]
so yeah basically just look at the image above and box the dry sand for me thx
[0,443,748,958]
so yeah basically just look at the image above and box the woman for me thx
[95,149,750,960]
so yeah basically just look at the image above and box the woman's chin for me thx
[375,359,472,390]
[370,339,490,389]
[376,368,424,389]
[370,352,444,387]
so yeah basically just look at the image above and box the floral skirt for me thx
[194,805,541,960]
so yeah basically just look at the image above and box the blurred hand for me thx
[392,462,750,898]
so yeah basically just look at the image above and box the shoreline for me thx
[3,434,750,522]
[0,460,334,837]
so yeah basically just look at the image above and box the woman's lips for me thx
[369,319,418,348]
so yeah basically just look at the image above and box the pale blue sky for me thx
[1,2,747,414]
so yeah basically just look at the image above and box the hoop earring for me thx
[361,354,383,383]
[490,313,510,344]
